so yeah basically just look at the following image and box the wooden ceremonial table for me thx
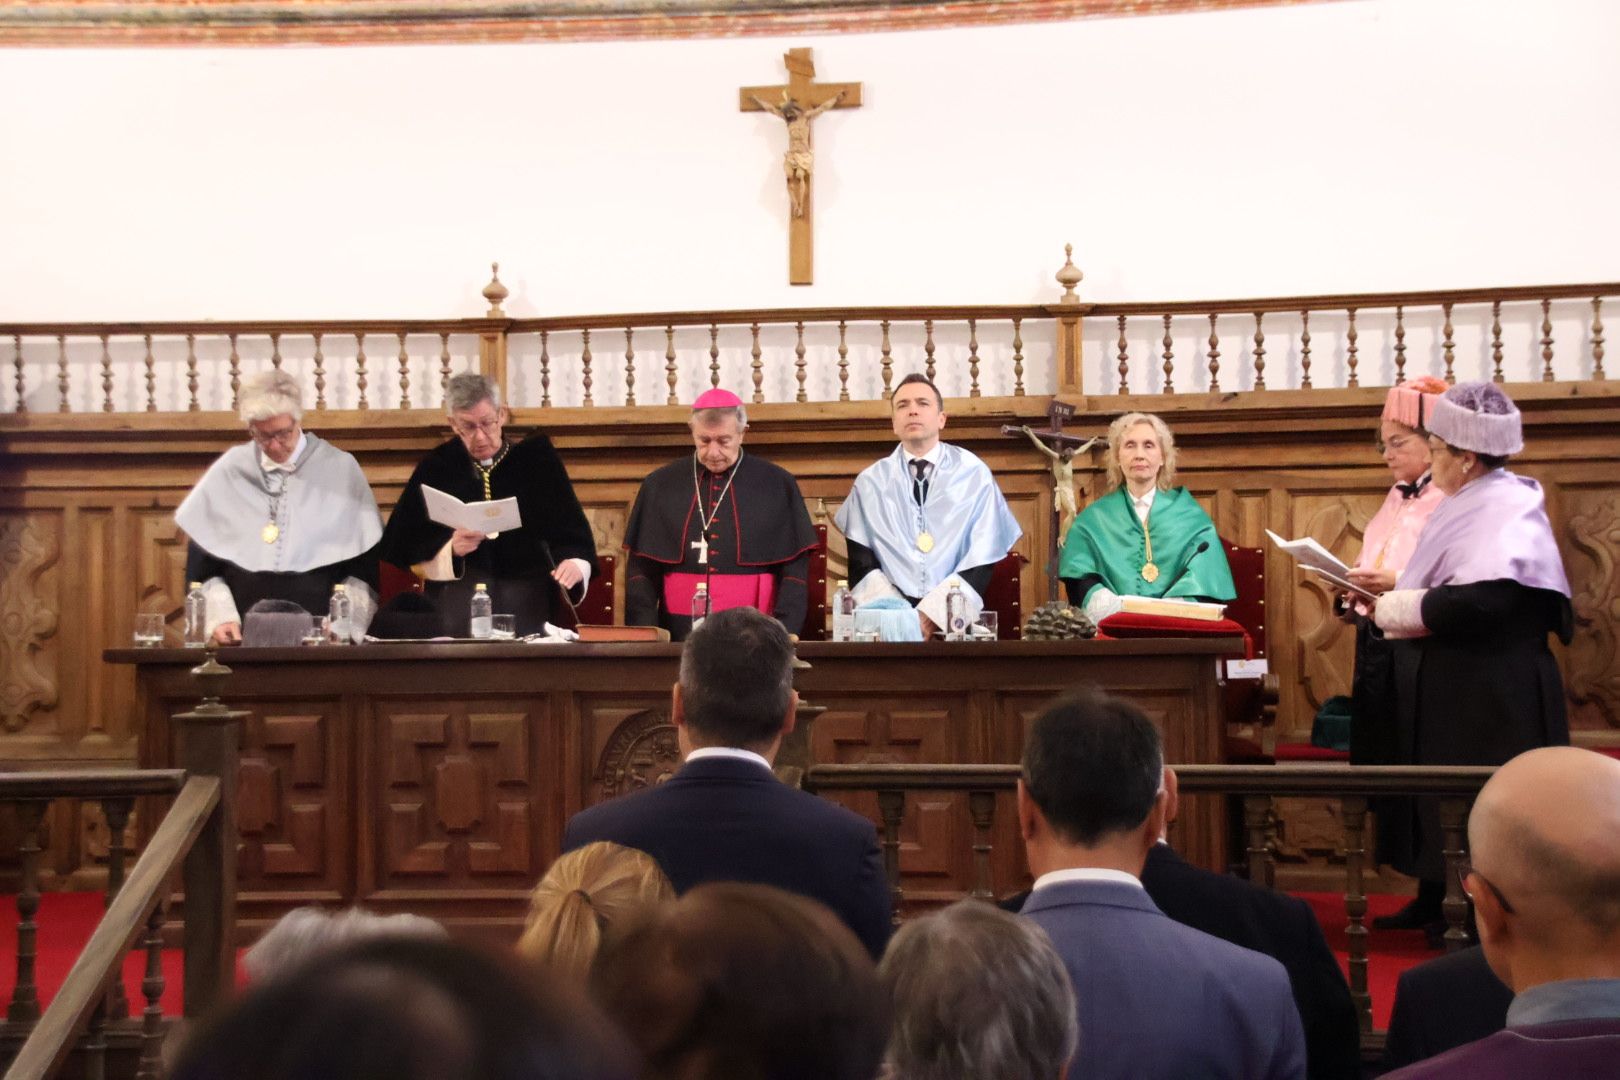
[107,637,1238,938]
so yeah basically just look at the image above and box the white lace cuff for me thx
[1373,588,1430,639]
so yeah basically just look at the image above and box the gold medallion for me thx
[261,522,280,544]
[1141,561,1159,583]
[917,531,935,553]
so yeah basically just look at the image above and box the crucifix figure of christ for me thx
[740,47,862,285]
[1002,401,1099,601]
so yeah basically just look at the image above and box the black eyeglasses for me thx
[1458,860,1516,915]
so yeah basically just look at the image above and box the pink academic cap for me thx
[693,388,744,410]
[1381,375,1448,430]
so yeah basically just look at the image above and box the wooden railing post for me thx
[479,262,511,400]
[877,789,905,928]
[1438,796,1472,953]
[7,799,48,1026]
[967,790,996,900]
[1049,244,1088,397]
[1340,794,1372,1033]
[1241,794,1274,888]
[170,649,246,1019]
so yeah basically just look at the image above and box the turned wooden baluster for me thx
[1394,306,1407,385]
[1011,317,1025,396]
[665,326,678,405]
[794,321,808,403]
[580,329,594,407]
[82,995,108,1080]
[398,331,411,408]
[1540,299,1555,381]
[1116,315,1129,394]
[623,327,637,407]
[13,333,25,413]
[1593,298,1606,379]
[270,331,282,371]
[1161,314,1175,394]
[923,319,937,382]
[749,323,764,403]
[877,789,905,927]
[1490,301,1505,383]
[354,332,368,410]
[313,332,327,410]
[837,320,850,402]
[135,902,168,1080]
[438,332,451,402]
[1341,795,1372,1032]
[57,334,71,413]
[228,333,241,409]
[707,324,720,388]
[103,796,134,1021]
[1206,314,1220,393]
[880,321,894,396]
[1439,797,1472,952]
[1252,313,1267,390]
[1345,308,1360,388]
[1242,794,1274,887]
[186,333,200,411]
[968,790,997,900]
[967,318,981,397]
[1442,303,1456,384]
[100,333,114,412]
[539,329,552,407]
[143,333,155,412]
[1300,311,1312,389]
[8,799,47,1024]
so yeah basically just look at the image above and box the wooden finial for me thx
[1055,244,1083,305]
[483,262,509,317]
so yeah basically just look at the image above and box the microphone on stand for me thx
[1158,540,1210,596]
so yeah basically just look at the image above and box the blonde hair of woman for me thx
[517,841,673,981]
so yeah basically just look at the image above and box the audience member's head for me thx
[518,842,674,982]
[1018,688,1168,878]
[1465,746,1620,992]
[173,936,633,1080]
[242,905,446,983]
[675,606,798,757]
[593,882,887,1080]
[880,900,1077,1080]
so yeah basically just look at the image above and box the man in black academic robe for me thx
[624,389,817,640]
[379,374,596,637]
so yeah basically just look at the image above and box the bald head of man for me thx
[1466,746,1620,993]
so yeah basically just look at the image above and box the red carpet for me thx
[4,891,1439,1026]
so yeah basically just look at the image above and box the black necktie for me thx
[910,459,930,505]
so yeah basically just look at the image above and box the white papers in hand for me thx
[421,484,522,535]
[1265,529,1351,575]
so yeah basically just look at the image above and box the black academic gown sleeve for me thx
[187,539,378,619]
[846,539,994,607]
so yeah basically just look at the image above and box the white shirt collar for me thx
[1030,866,1144,892]
[904,444,943,469]
[685,746,774,772]
[1129,486,1156,521]
[260,431,308,473]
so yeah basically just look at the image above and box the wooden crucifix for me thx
[740,47,862,285]
[1002,401,1100,601]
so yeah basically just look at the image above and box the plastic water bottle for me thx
[328,583,353,645]
[183,581,208,646]
[469,583,493,639]
[831,579,855,642]
[690,583,710,631]
[945,578,968,641]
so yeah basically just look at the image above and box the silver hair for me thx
[880,900,1078,1080]
[445,372,502,414]
[242,905,446,983]
[238,370,304,424]
[1103,411,1178,492]
[690,405,748,429]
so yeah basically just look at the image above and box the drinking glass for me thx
[133,612,165,647]
[973,611,999,640]
[490,614,516,640]
[300,615,327,646]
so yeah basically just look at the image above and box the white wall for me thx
[1,0,1616,325]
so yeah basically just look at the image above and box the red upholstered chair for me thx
[552,553,617,629]
[378,560,424,606]
[802,524,832,640]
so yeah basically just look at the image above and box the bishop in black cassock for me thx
[624,389,818,640]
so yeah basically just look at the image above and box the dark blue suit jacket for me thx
[1022,878,1307,1080]
[561,755,892,958]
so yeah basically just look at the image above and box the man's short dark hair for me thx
[891,372,944,411]
[678,607,794,748]
[1022,688,1164,846]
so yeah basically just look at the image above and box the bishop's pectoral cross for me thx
[740,47,862,285]
[691,536,709,565]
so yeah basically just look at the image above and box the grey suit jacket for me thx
[1021,878,1307,1080]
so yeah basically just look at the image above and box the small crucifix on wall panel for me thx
[740,47,862,285]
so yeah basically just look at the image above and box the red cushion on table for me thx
[1098,614,1254,659]
[1274,743,1351,763]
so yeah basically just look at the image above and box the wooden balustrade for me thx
[1,652,244,1080]
[803,762,1497,1041]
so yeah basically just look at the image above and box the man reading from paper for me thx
[836,373,1022,637]
[176,370,381,644]
[1059,411,1234,622]
[623,388,818,640]
[379,373,596,636]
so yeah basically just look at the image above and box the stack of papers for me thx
[1265,529,1374,601]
